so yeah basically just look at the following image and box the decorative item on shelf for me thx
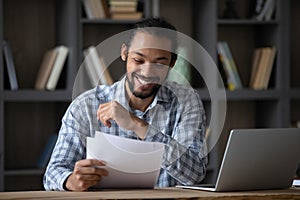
[83,46,114,86]
[252,0,277,21]
[2,40,19,91]
[221,0,239,19]
[35,45,69,91]
[217,41,243,91]
[249,46,276,90]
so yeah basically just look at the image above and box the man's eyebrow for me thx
[132,51,169,61]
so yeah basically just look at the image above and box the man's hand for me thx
[97,101,148,139]
[65,159,108,191]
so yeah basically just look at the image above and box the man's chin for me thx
[132,90,154,99]
[132,86,160,99]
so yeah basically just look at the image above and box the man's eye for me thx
[133,58,143,63]
[153,63,167,68]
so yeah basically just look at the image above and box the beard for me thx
[126,73,161,100]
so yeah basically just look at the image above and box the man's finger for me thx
[75,159,106,168]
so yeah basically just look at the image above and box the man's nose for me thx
[140,63,155,77]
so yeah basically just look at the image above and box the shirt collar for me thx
[96,76,171,112]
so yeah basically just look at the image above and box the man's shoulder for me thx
[163,81,197,96]
[72,84,115,104]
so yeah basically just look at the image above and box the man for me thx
[44,18,207,191]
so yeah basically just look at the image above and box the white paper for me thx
[86,131,165,188]
[293,179,300,187]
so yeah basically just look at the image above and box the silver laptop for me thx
[177,128,300,191]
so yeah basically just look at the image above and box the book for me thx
[82,0,108,19]
[36,134,58,168]
[109,0,141,20]
[110,12,142,20]
[249,48,262,87]
[109,0,138,7]
[34,49,58,90]
[85,46,113,85]
[250,46,276,90]
[255,47,271,89]
[261,46,276,89]
[2,40,19,90]
[82,0,94,19]
[110,5,137,13]
[46,46,69,91]
[222,42,243,89]
[83,49,101,86]
[217,42,243,90]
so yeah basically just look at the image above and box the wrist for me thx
[132,116,148,139]
[63,174,72,191]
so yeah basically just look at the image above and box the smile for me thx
[135,74,159,85]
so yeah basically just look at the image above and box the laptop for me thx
[177,128,300,191]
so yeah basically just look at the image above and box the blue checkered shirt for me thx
[43,77,207,191]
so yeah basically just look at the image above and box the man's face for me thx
[122,31,174,99]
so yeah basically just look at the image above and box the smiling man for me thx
[43,18,207,191]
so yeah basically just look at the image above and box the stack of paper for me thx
[86,131,165,189]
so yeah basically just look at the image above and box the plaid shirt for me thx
[43,77,207,191]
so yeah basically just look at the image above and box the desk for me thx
[0,187,300,200]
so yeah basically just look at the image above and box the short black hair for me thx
[125,18,178,63]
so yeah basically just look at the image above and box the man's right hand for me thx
[65,159,108,191]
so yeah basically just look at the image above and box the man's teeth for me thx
[138,77,152,84]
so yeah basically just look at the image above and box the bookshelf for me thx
[0,0,152,191]
[156,0,299,183]
[0,0,299,191]
[0,0,79,191]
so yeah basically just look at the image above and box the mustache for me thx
[133,73,160,83]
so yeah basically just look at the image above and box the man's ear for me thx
[121,44,128,61]
[169,54,177,68]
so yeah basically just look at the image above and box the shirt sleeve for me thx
[43,98,90,191]
[144,91,207,186]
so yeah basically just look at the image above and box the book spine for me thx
[46,46,69,91]
[217,42,238,90]
[222,42,243,89]
[84,49,101,86]
[2,41,18,90]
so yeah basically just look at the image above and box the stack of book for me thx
[83,46,114,86]
[109,0,142,20]
[217,41,243,91]
[249,46,276,90]
[35,46,69,91]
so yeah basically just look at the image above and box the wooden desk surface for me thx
[0,187,300,200]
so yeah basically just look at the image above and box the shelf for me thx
[195,88,280,101]
[218,19,279,25]
[81,18,143,25]
[4,168,44,176]
[225,89,280,100]
[2,90,72,102]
